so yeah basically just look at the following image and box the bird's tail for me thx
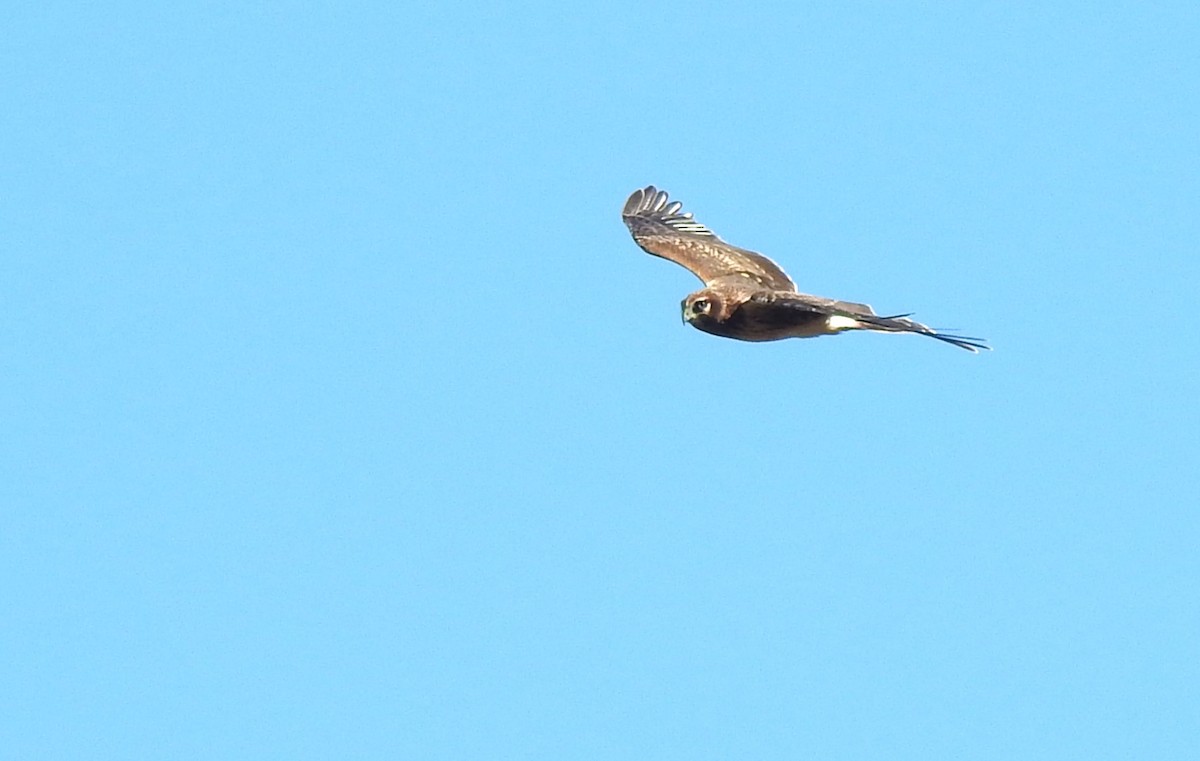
[854,313,990,353]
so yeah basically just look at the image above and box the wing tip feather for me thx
[621,185,715,237]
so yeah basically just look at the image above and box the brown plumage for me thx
[621,185,989,352]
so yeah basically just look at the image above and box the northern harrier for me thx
[621,185,989,352]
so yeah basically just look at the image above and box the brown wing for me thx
[752,292,991,352]
[621,185,796,291]
[747,291,875,319]
[773,292,878,317]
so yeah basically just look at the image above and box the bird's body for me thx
[685,283,847,341]
[620,185,989,353]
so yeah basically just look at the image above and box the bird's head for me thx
[681,290,723,325]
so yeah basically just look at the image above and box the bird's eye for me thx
[692,299,710,313]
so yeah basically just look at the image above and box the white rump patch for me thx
[827,315,861,331]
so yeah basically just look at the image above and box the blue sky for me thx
[3,1,1197,758]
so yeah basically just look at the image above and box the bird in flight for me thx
[621,185,989,352]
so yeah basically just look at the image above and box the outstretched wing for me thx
[751,292,991,353]
[745,291,881,322]
[621,185,796,291]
